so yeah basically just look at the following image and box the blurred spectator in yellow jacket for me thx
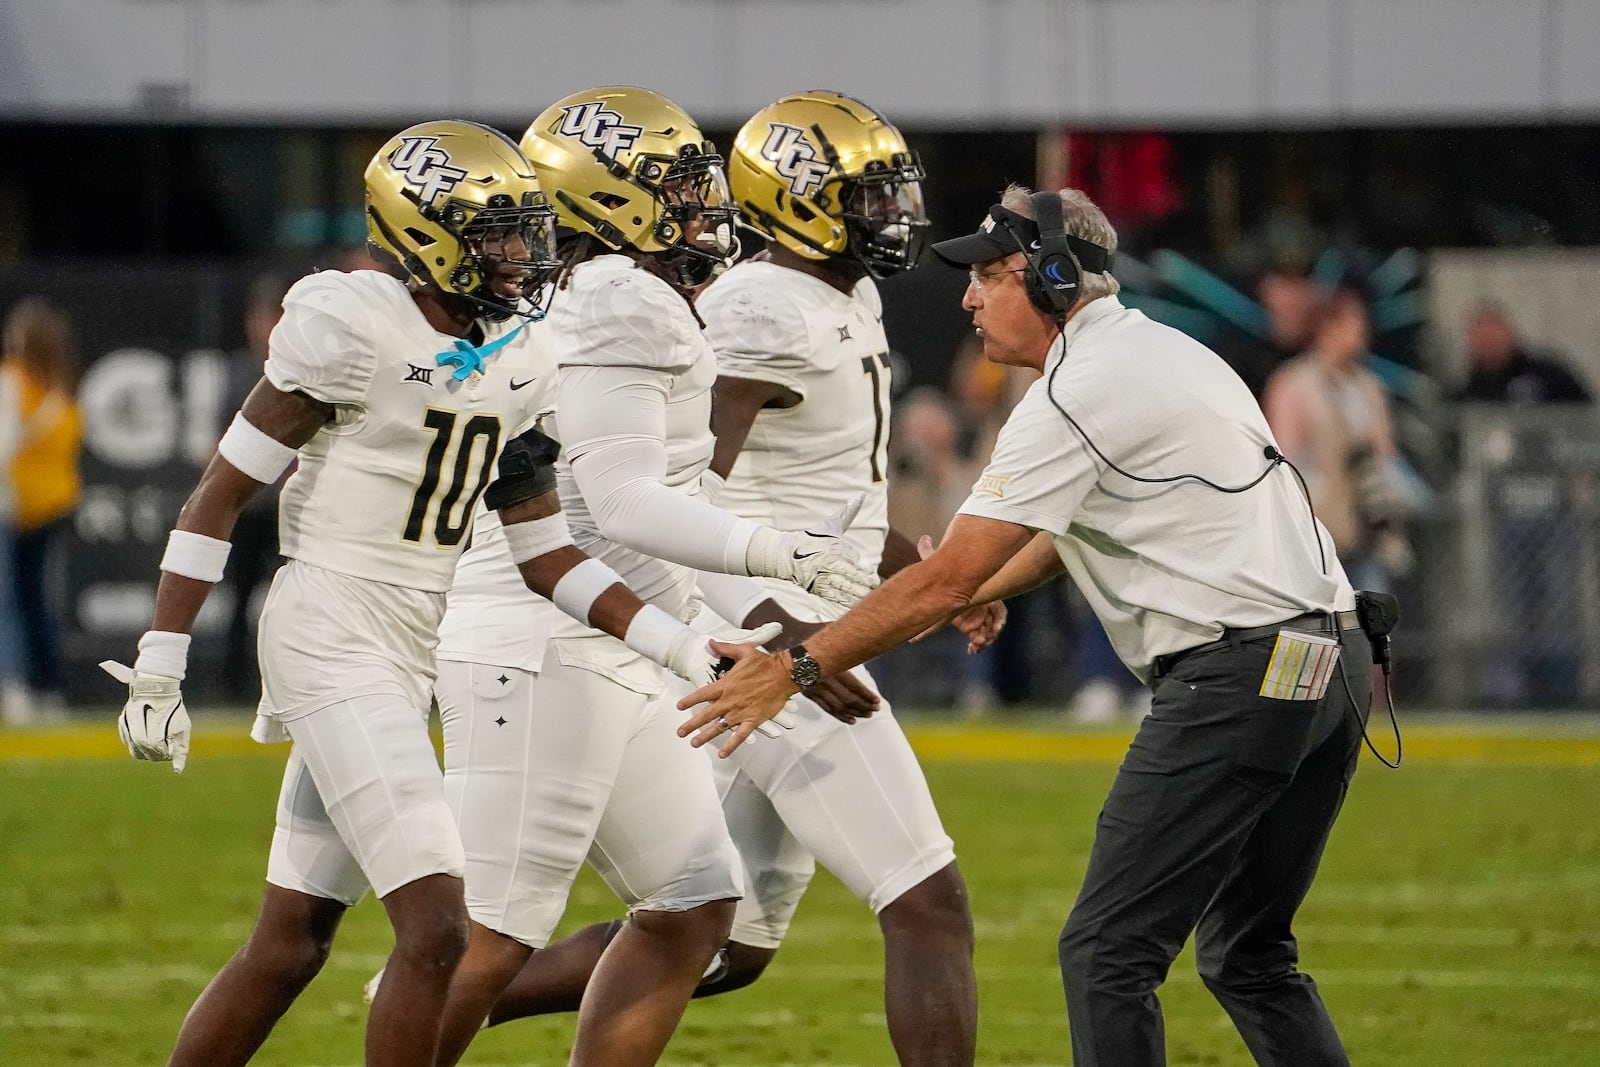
[2,296,83,718]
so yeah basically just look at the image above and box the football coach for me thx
[680,184,1376,1066]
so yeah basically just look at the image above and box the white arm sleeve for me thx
[560,362,762,573]
[693,569,772,627]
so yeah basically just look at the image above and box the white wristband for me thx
[503,511,575,565]
[160,529,232,583]
[134,630,192,681]
[623,604,689,666]
[549,557,623,625]
[218,412,298,484]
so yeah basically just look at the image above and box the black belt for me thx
[1151,609,1362,682]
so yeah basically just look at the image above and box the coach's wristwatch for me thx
[787,644,823,690]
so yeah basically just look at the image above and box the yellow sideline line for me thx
[907,727,1600,766]
[4,722,1600,766]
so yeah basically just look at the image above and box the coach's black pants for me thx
[1059,627,1370,1067]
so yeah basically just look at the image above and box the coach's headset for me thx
[989,192,1402,765]
[991,194,1293,503]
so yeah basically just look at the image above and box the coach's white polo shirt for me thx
[958,296,1355,681]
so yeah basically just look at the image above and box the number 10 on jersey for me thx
[404,408,503,547]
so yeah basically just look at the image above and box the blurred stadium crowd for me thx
[4,94,1600,724]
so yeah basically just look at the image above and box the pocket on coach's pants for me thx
[1165,643,1314,792]
[1228,691,1319,793]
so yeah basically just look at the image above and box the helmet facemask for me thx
[839,151,930,279]
[437,191,561,320]
[646,145,740,287]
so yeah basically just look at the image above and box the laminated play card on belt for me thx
[1258,628,1342,701]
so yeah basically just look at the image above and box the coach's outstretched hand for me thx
[663,621,797,740]
[100,659,192,774]
[677,639,798,757]
[746,493,880,609]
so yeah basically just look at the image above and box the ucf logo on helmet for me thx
[390,136,469,205]
[558,102,645,158]
[759,123,833,197]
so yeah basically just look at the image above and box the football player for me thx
[103,121,788,1067]
[423,87,881,1067]
[480,92,1002,1067]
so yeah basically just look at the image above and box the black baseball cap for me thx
[931,206,1039,268]
[932,204,1114,273]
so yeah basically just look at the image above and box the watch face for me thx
[791,652,823,689]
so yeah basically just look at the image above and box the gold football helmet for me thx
[729,91,929,277]
[365,120,558,320]
[520,86,737,285]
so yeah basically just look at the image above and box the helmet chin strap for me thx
[452,285,550,326]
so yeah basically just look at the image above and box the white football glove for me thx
[100,660,191,773]
[746,493,880,608]
[663,621,796,738]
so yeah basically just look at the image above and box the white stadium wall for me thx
[1,0,1598,126]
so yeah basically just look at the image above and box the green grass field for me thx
[3,715,1599,1066]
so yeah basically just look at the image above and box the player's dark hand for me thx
[807,670,880,724]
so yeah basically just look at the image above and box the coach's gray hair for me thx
[1000,184,1120,301]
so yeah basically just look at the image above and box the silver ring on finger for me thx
[715,716,731,731]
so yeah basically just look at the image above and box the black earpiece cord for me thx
[1042,320,1285,495]
[1043,319,1402,768]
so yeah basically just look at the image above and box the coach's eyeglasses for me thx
[967,267,1027,290]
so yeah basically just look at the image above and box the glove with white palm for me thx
[100,659,191,774]
[663,621,796,738]
[744,493,879,608]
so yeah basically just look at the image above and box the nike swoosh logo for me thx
[510,377,538,391]
[794,550,822,560]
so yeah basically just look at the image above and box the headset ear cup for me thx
[1023,266,1055,315]
[1025,189,1082,318]
[1035,251,1081,316]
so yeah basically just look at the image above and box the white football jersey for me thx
[266,270,557,594]
[698,259,892,620]
[549,255,719,627]
[436,500,559,674]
